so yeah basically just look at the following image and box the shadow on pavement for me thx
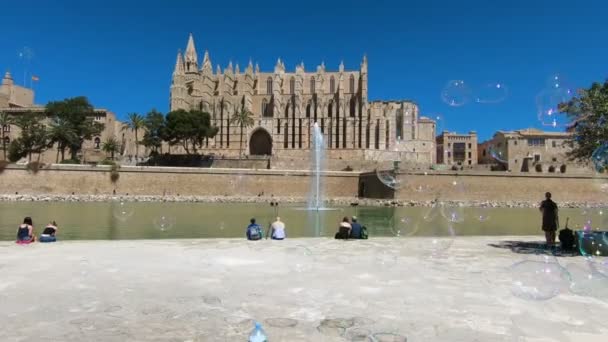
[488,240,579,257]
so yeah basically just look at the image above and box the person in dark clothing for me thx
[335,217,351,239]
[349,216,363,239]
[16,217,35,243]
[539,192,559,247]
[40,221,58,243]
[558,217,575,252]
[246,218,263,241]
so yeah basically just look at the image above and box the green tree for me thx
[122,112,145,158]
[12,112,49,162]
[141,109,165,154]
[102,137,121,160]
[561,80,608,162]
[46,96,104,161]
[0,112,12,161]
[164,109,218,154]
[230,106,255,158]
[47,116,78,162]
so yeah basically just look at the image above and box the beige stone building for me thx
[436,131,478,166]
[478,128,587,174]
[0,71,122,163]
[169,34,436,164]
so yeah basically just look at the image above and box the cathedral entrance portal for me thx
[249,128,273,156]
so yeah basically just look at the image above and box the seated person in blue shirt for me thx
[40,221,58,243]
[349,216,364,239]
[246,218,263,240]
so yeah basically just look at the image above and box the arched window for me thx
[306,102,311,118]
[310,77,315,94]
[266,77,273,94]
[94,137,101,150]
[261,99,268,117]
[328,101,333,117]
[285,101,290,118]
[330,76,335,93]
[290,77,295,94]
[2,124,10,132]
[349,75,355,93]
[350,98,356,117]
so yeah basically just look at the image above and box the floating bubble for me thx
[392,216,417,237]
[441,202,465,223]
[441,80,471,107]
[577,231,607,257]
[475,82,509,104]
[373,150,404,190]
[112,201,134,222]
[219,222,225,231]
[153,215,176,232]
[473,207,491,222]
[488,146,507,164]
[433,114,446,134]
[567,261,608,300]
[536,78,574,128]
[287,245,314,273]
[591,143,608,173]
[509,255,570,301]
[423,200,442,222]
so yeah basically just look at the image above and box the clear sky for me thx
[2,0,607,141]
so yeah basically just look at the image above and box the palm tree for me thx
[0,112,12,161]
[102,138,121,160]
[47,116,78,162]
[230,106,255,158]
[122,113,145,159]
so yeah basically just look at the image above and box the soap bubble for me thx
[591,143,608,173]
[287,245,314,273]
[112,201,134,222]
[441,80,471,107]
[153,215,176,232]
[567,261,608,299]
[423,200,442,222]
[473,206,491,222]
[509,255,570,301]
[433,114,446,134]
[475,82,509,104]
[488,146,507,163]
[578,231,607,257]
[392,216,417,237]
[441,202,465,223]
[373,150,404,190]
[536,75,574,128]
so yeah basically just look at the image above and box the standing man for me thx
[539,192,559,247]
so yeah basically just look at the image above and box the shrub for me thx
[548,165,556,173]
[560,164,567,173]
[26,161,45,174]
[8,140,25,162]
[343,165,354,171]
[535,164,543,173]
[110,162,120,183]
[60,159,80,165]
[99,159,116,166]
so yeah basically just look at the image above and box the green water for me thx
[0,202,601,241]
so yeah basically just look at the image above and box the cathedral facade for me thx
[170,34,436,164]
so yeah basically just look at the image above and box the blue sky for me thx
[2,0,607,141]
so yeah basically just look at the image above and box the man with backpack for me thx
[246,218,263,241]
[349,216,368,239]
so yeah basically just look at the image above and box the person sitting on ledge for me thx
[16,217,35,243]
[39,221,58,243]
[246,218,263,241]
[268,217,286,240]
[335,217,352,240]
[349,216,364,239]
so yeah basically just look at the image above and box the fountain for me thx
[307,122,325,210]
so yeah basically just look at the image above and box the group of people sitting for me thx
[245,215,368,241]
[16,217,59,243]
[335,216,368,239]
[246,217,286,240]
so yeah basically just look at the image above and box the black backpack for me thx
[360,226,368,239]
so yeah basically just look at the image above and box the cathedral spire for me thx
[339,60,344,73]
[184,33,198,72]
[201,50,212,74]
[235,63,240,75]
[255,63,260,74]
[173,50,185,75]
[246,59,254,75]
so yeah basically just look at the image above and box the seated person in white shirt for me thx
[268,217,286,240]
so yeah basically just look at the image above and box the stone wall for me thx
[359,170,607,204]
[0,165,359,198]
